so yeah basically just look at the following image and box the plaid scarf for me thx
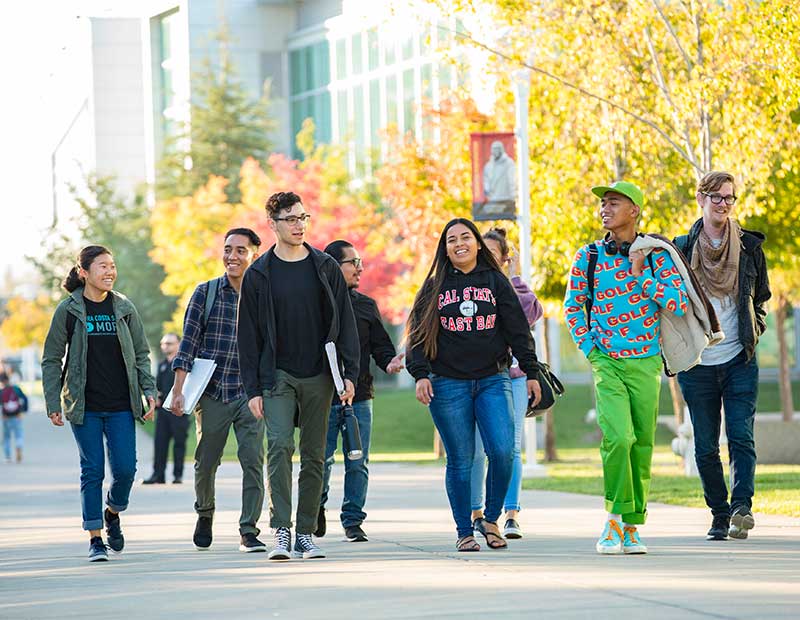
[691,218,740,303]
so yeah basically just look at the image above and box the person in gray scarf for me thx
[674,171,771,542]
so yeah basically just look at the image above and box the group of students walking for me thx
[41,171,770,562]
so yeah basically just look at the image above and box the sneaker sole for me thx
[239,545,267,553]
[291,551,326,559]
[504,530,523,539]
[268,550,291,560]
[706,532,728,541]
[342,536,368,543]
[728,528,749,540]
[731,512,755,531]
[88,555,109,562]
[194,544,212,551]
[596,544,623,555]
[623,545,648,554]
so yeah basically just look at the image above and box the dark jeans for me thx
[428,371,514,539]
[677,350,758,517]
[152,407,191,480]
[70,411,137,530]
[320,399,373,527]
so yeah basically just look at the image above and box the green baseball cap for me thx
[591,181,644,207]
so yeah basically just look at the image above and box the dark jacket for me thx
[156,358,176,409]
[41,288,156,425]
[407,262,541,382]
[346,289,397,403]
[237,243,360,399]
[674,219,771,361]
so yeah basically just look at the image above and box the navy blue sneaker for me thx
[104,509,124,553]
[88,536,108,562]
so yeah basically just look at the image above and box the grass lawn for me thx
[523,447,800,518]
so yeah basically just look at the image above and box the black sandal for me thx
[456,535,481,552]
[479,522,508,549]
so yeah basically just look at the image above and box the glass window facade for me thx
[289,17,462,171]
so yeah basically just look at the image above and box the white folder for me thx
[162,358,217,415]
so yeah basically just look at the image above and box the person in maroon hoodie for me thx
[470,228,543,540]
[407,218,542,552]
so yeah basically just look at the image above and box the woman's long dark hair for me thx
[63,245,113,293]
[406,218,501,361]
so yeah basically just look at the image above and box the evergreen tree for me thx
[156,27,274,203]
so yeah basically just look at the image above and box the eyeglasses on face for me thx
[340,257,363,269]
[273,213,312,225]
[702,192,737,206]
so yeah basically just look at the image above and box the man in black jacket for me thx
[316,240,405,543]
[674,171,771,542]
[143,332,190,484]
[238,192,359,561]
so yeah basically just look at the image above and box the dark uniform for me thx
[151,358,191,482]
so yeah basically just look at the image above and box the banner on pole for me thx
[470,132,517,221]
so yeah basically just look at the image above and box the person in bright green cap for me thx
[564,180,689,555]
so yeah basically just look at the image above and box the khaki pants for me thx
[264,370,334,534]
[194,395,265,535]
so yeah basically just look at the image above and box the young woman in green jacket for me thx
[41,245,156,562]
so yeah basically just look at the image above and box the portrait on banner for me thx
[470,132,517,221]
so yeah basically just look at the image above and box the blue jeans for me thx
[471,375,527,513]
[428,371,514,538]
[70,411,137,530]
[3,415,24,460]
[320,400,372,527]
[677,350,758,516]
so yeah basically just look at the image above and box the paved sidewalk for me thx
[1,402,798,619]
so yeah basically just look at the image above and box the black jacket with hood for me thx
[407,262,541,382]
[237,243,360,399]
[674,218,771,362]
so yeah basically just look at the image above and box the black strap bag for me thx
[526,362,565,417]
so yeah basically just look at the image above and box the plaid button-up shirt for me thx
[172,274,245,403]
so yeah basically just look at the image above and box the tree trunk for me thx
[668,375,685,430]
[541,319,558,461]
[775,296,795,422]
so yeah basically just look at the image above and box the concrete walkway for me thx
[1,402,798,619]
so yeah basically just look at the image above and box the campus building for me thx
[53,0,475,219]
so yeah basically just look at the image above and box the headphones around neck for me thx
[603,232,642,257]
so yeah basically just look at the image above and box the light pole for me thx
[514,66,546,478]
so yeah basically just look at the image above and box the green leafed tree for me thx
[156,26,275,204]
[35,175,176,350]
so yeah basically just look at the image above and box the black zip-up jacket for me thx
[237,244,360,399]
[343,289,397,403]
[674,218,771,362]
[407,262,541,382]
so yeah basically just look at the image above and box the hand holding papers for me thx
[163,358,217,416]
[324,342,362,460]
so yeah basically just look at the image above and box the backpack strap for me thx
[202,277,222,329]
[60,312,77,387]
[585,243,599,324]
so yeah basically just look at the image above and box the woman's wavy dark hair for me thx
[406,218,501,361]
[63,245,112,293]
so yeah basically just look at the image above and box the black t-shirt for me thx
[84,296,130,412]
[269,253,326,377]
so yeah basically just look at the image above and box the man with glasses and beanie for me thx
[674,171,771,541]
[316,240,405,543]
[143,332,190,484]
[564,181,689,555]
[238,192,360,561]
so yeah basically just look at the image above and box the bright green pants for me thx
[588,349,662,525]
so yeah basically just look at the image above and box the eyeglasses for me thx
[340,258,363,269]
[160,341,179,346]
[702,192,737,206]
[273,213,312,225]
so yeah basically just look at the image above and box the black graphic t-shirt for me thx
[83,296,130,412]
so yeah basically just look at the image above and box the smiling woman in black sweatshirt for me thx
[406,218,541,552]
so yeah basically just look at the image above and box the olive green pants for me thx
[589,349,662,525]
[264,370,335,534]
[194,395,265,535]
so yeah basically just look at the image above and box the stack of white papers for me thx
[163,358,217,415]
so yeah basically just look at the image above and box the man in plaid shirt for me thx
[170,228,267,553]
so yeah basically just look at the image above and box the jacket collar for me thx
[68,287,134,317]
[250,242,331,277]
[688,217,765,252]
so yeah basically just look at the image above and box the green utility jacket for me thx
[41,288,156,425]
